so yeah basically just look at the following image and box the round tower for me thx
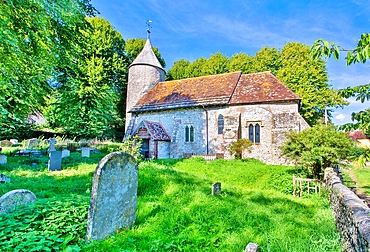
[125,39,165,133]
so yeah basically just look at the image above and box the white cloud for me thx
[335,114,346,121]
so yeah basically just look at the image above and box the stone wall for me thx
[324,168,370,252]
[133,102,308,164]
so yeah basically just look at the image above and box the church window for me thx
[185,125,194,142]
[218,115,224,134]
[248,123,261,144]
[248,124,254,142]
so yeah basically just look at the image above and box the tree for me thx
[277,42,347,126]
[186,57,207,78]
[229,139,252,159]
[281,125,356,179]
[311,34,370,136]
[167,59,191,80]
[45,17,127,138]
[203,52,229,75]
[125,38,166,67]
[0,0,97,139]
[253,46,282,75]
[228,53,255,74]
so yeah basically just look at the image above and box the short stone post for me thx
[212,182,221,196]
[86,152,138,242]
[245,242,260,252]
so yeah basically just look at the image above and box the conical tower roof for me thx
[129,39,165,71]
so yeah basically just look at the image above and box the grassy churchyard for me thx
[0,146,343,252]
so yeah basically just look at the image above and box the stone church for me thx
[124,39,309,164]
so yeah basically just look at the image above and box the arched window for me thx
[185,125,194,142]
[255,123,260,143]
[249,124,254,143]
[218,115,224,134]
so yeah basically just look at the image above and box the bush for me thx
[280,125,356,179]
[229,139,252,159]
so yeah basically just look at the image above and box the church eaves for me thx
[129,39,165,71]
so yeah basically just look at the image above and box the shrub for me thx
[229,139,252,159]
[280,125,356,179]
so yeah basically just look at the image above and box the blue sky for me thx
[90,0,369,125]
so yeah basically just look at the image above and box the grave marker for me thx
[0,189,36,214]
[81,147,90,157]
[212,182,221,196]
[48,138,57,152]
[86,152,138,242]
[0,174,10,183]
[62,149,70,158]
[27,138,39,149]
[48,151,62,171]
[0,154,7,165]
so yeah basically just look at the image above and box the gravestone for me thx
[0,174,10,183]
[10,139,18,145]
[245,243,260,252]
[0,189,36,214]
[212,182,221,196]
[48,138,57,152]
[86,152,138,242]
[1,140,12,147]
[62,149,70,158]
[81,147,90,157]
[0,154,6,165]
[48,151,62,171]
[27,138,39,149]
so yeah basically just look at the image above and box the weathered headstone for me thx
[212,182,221,196]
[245,243,260,252]
[1,140,12,147]
[27,138,39,149]
[0,189,36,214]
[81,147,90,157]
[48,151,62,171]
[62,149,70,158]
[10,139,18,145]
[48,138,57,152]
[0,174,10,183]
[86,152,138,242]
[0,154,7,165]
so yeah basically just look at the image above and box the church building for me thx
[124,39,309,164]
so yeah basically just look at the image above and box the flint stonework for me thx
[86,152,138,242]
[0,189,37,214]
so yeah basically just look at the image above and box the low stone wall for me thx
[324,168,370,252]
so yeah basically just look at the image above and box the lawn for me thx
[0,152,342,251]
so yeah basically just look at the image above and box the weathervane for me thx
[146,20,152,39]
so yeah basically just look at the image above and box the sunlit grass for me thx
[0,155,342,251]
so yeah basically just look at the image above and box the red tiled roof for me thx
[348,130,367,141]
[142,120,171,141]
[130,71,300,112]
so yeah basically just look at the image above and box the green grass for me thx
[351,165,370,196]
[0,155,342,251]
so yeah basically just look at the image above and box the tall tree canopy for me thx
[0,0,97,138]
[45,17,127,138]
[311,33,370,136]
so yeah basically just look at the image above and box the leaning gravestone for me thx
[0,189,37,214]
[0,174,10,183]
[27,138,39,149]
[48,151,62,171]
[0,154,6,165]
[86,152,138,242]
[81,147,90,157]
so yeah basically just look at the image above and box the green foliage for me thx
[121,136,143,162]
[254,46,282,75]
[277,42,347,126]
[203,51,229,75]
[229,138,252,159]
[0,156,341,251]
[0,0,96,137]
[167,59,191,80]
[311,33,370,132]
[281,125,356,179]
[228,52,255,74]
[45,17,127,138]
